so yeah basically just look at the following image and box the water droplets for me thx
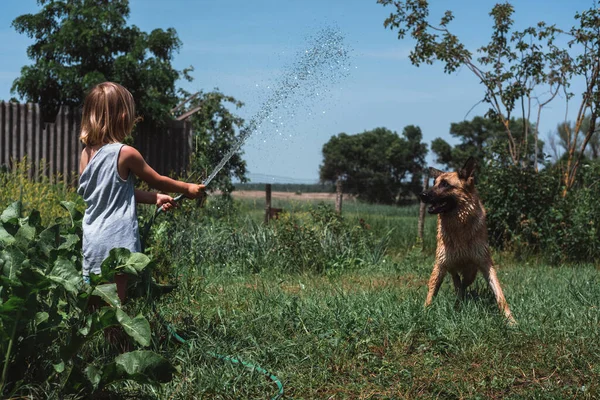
[203,27,352,186]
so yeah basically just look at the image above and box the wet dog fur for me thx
[419,157,515,324]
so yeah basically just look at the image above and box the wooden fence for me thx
[0,102,193,185]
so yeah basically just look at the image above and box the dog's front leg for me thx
[480,263,516,325]
[451,273,463,298]
[425,263,446,307]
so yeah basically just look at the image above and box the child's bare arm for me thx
[134,189,157,205]
[134,190,178,211]
[120,146,205,198]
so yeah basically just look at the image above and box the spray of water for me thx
[202,27,352,186]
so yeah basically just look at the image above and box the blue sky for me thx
[0,0,593,183]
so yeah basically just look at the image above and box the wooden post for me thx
[418,171,429,246]
[335,177,343,215]
[265,183,272,224]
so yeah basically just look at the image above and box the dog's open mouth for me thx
[427,198,455,214]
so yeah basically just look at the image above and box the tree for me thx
[431,117,501,170]
[11,0,249,190]
[11,0,186,123]
[378,1,600,192]
[175,89,248,195]
[319,126,428,204]
[431,116,543,170]
[551,115,600,161]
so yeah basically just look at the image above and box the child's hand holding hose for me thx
[155,184,206,214]
[185,183,206,199]
[156,193,179,212]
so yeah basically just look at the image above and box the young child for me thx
[77,82,205,302]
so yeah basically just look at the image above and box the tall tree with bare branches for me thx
[378,1,600,193]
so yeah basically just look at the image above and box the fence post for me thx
[335,177,343,215]
[418,171,429,248]
[265,183,272,224]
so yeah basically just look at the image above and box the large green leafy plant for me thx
[0,201,174,398]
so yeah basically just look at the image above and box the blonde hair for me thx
[80,82,140,146]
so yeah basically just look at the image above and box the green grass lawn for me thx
[89,196,600,399]
[129,247,600,399]
[4,172,600,399]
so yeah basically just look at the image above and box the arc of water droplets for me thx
[202,27,351,186]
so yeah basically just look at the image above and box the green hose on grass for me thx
[141,193,284,400]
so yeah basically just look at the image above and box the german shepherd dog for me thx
[419,157,515,324]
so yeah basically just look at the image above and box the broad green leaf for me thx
[116,309,151,347]
[97,307,118,329]
[60,201,83,227]
[0,224,15,246]
[37,224,60,257]
[15,223,36,249]
[0,296,26,321]
[100,248,130,281]
[86,364,102,390]
[82,308,118,337]
[92,284,121,308]
[105,247,131,264]
[101,248,151,278]
[1,247,26,281]
[89,272,104,286]
[1,202,21,225]
[35,311,49,326]
[54,361,65,373]
[16,266,50,291]
[56,298,69,321]
[114,350,175,383]
[98,362,120,388]
[58,234,79,251]
[99,351,175,388]
[122,252,151,275]
[48,257,82,294]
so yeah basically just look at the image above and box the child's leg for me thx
[115,273,128,304]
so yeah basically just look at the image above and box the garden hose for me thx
[153,302,284,398]
[141,191,284,400]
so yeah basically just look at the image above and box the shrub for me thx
[478,162,561,254]
[540,163,600,263]
[0,158,85,224]
[479,159,600,263]
[273,203,385,273]
[145,201,390,276]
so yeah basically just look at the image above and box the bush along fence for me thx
[0,102,193,185]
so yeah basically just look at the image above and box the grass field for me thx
[119,194,600,399]
[233,192,438,253]
[132,252,600,399]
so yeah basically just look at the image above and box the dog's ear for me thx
[429,167,444,179]
[458,157,477,180]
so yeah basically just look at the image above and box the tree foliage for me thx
[378,1,600,192]
[11,0,249,189]
[320,126,428,204]
[432,116,543,170]
[11,0,187,123]
[174,90,248,195]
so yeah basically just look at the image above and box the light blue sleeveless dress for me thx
[77,143,141,278]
